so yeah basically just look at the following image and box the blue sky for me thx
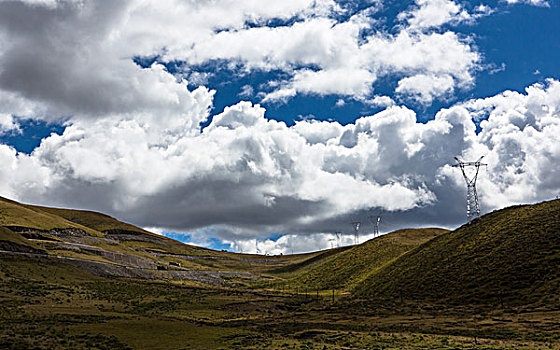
[4,0,558,152]
[0,0,558,254]
[160,1,560,126]
[468,2,559,94]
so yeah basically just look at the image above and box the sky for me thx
[0,0,558,254]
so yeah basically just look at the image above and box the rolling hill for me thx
[1,196,559,349]
[0,196,101,236]
[272,228,448,291]
[353,199,560,308]
[3,195,559,308]
[0,196,325,284]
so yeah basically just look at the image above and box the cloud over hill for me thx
[0,0,558,252]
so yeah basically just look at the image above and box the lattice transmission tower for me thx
[368,214,381,236]
[351,222,360,245]
[452,156,487,219]
[334,231,342,247]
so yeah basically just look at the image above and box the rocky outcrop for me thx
[103,229,144,235]
[5,226,88,237]
[102,229,164,243]
[0,240,46,254]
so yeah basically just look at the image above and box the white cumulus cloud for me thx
[0,114,20,134]
[0,80,557,249]
[503,0,549,7]
[0,0,558,253]
[396,74,455,105]
[399,0,471,31]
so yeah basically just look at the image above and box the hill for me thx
[1,196,559,349]
[273,228,448,291]
[0,226,45,254]
[353,199,560,308]
[31,205,153,234]
[0,196,324,284]
[0,196,101,236]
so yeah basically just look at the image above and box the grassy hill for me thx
[0,226,46,254]
[0,196,101,236]
[0,196,326,281]
[32,205,152,234]
[353,199,560,308]
[1,196,559,348]
[273,228,448,291]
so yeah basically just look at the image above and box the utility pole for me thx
[452,156,487,219]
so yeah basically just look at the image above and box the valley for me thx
[1,196,559,349]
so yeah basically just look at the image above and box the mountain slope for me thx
[353,199,560,308]
[0,197,104,236]
[0,196,329,284]
[0,195,161,237]
[275,228,448,290]
[33,205,152,234]
[0,227,46,254]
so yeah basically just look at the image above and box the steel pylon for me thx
[452,156,487,219]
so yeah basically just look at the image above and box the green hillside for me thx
[1,196,559,349]
[274,228,448,291]
[0,197,101,236]
[0,227,45,254]
[1,195,160,236]
[353,199,560,308]
[0,196,326,280]
[30,204,201,248]
[33,205,152,234]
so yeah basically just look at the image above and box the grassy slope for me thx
[2,253,556,349]
[1,197,559,348]
[33,206,152,234]
[0,197,101,236]
[275,228,448,291]
[0,196,323,274]
[0,226,45,252]
[353,200,560,308]
[0,196,213,264]
[30,204,216,252]
[1,195,205,247]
